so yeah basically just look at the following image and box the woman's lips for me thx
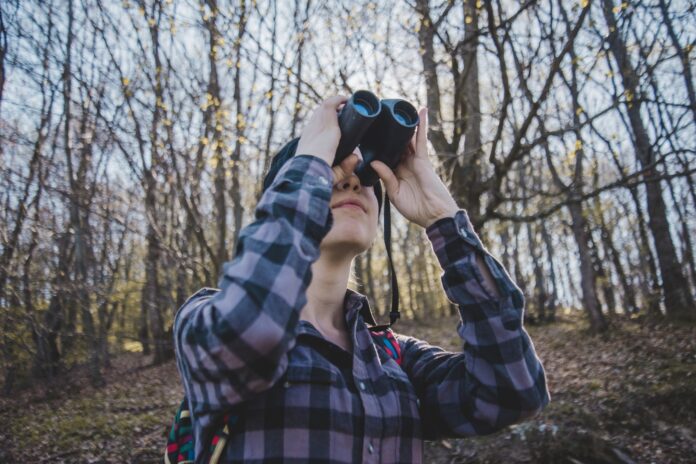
[336,203,365,212]
[332,200,366,212]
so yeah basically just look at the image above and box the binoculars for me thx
[333,90,419,186]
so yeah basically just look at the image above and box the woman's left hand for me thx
[370,108,460,228]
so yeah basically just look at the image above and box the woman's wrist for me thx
[422,203,460,228]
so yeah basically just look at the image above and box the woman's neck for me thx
[301,249,353,335]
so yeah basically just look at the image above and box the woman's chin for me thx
[320,231,372,256]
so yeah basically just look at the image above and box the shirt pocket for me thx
[380,360,423,462]
[382,362,419,405]
[381,360,423,439]
[275,363,339,411]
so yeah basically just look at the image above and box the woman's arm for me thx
[370,107,548,437]
[174,154,334,415]
[174,96,354,417]
[397,209,549,439]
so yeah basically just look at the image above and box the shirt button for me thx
[359,381,366,391]
[318,176,329,186]
[284,381,291,388]
[368,443,374,454]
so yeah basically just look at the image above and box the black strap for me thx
[369,192,399,331]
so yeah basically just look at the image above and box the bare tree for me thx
[601,0,695,321]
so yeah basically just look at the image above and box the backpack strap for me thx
[165,399,239,464]
[208,414,239,463]
[209,421,230,463]
[165,399,195,464]
[369,328,402,366]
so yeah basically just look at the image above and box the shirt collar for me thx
[296,288,377,337]
[344,288,377,327]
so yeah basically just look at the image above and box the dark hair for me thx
[262,138,383,215]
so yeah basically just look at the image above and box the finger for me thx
[323,95,349,111]
[404,140,416,162]
[332,154,360,182]
[370,160,399,197]
[415,107,429,158]
[341,153,361,176]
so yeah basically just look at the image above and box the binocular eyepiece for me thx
[334,90,419,186]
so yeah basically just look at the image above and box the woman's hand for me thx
[370,108,459,228]
[296,96,359,182]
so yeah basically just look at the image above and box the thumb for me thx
[370,160,399,197]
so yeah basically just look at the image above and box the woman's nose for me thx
[336,174,362,193]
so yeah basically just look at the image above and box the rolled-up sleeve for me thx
[398,209,550,438]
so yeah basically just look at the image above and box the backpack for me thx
[164,329,402,464]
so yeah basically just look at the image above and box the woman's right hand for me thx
[296,95,361,183]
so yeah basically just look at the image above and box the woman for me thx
[174,96,550,463]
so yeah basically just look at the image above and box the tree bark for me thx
[657,0,696,125]
[540,221,558,321]
[230,0,248,250]
[602,0,695,321]
[450,0,483,222]
[204,0,228,273]
[63,0,102,385]
[595,199,638,315]
[143,4,168,363]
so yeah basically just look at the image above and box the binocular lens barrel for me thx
[355,103,370,116]
[391,101,419,127]
[334,90,419,186]
[352,91,381,116]
[334,91,381,166]
[354,99,378,117]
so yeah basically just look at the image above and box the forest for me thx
[1,0,695,462]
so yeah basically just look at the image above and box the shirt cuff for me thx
[425,209,485,267]
[263,154,334,244]
[426,209,525,327]
[273,154,334,189]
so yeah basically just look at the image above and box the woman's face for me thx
[321,150,379,257]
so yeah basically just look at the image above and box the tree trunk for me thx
[143,5,169,363]
[63,0,102,386]
[230,0,248,251]
[666,178,696,293]
[203,0,228,273]
[595,200,638,315]
[588,232,616,318]
[1,276,20,395]
[569,199,608,332]
[290,0,310,137]
[450,0,483,223]
[540,222,558,322]
[526,220,547,323]
[364,247,378,316]
[657,0,696,125]
[602,0,695,321]
[143,190,166,363]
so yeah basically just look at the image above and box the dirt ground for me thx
[2,315,695,463]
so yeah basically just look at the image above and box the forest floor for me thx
[2,314,695,463]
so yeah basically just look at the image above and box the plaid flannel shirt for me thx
[174,154,550,463]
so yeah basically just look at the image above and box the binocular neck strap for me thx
[383,194,400,327]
